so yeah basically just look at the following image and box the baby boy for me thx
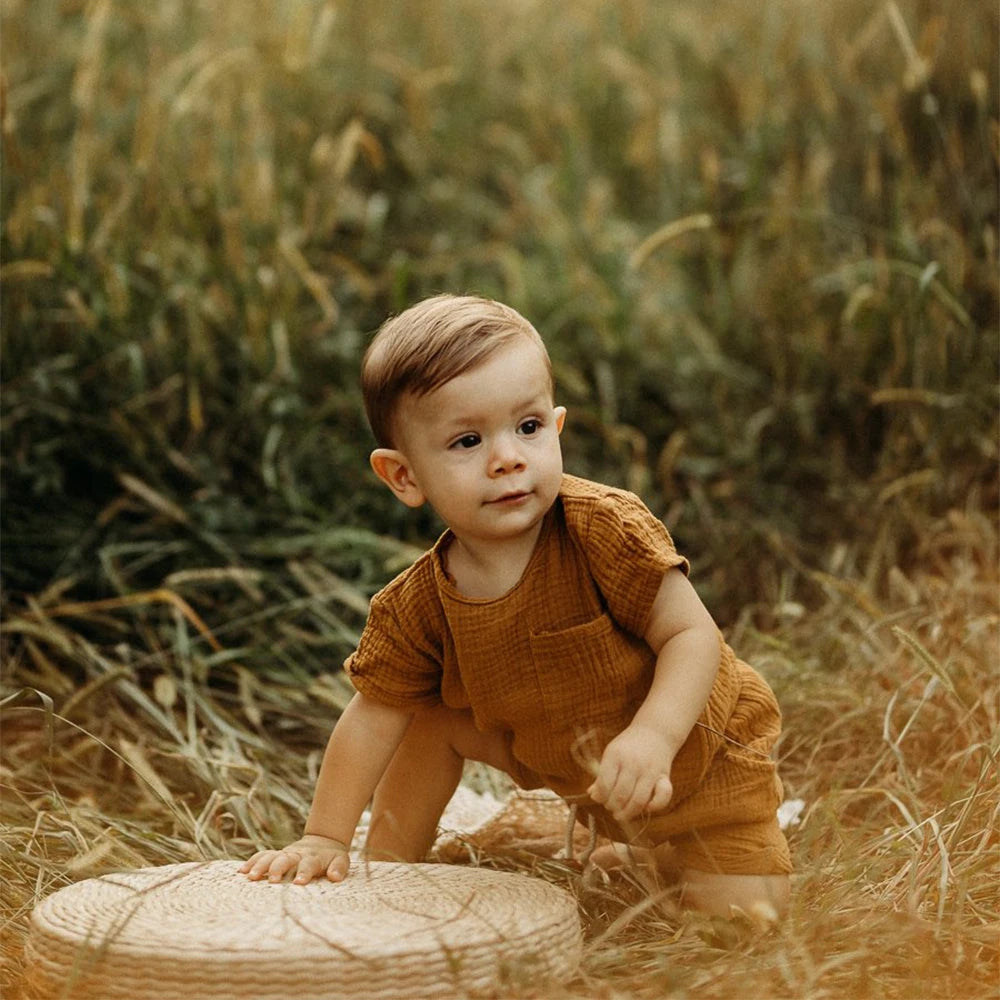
[240,295,792,919]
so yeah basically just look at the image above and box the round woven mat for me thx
[25,860,582,1000]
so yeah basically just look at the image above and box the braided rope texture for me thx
[24,860,583,999]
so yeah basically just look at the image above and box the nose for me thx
[488,433,525,476]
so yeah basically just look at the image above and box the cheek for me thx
[539,434,564,461]
[428,460,477,494]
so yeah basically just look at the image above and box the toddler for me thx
[240,294,792,918]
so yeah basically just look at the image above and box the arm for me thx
[239,692,412,884]
[587,567,720,823]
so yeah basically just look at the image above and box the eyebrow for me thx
[442,393,551,431]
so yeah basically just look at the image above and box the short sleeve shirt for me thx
[346,475,731,798]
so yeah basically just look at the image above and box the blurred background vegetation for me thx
[2,0,997,665]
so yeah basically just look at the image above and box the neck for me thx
[445,521,544,599]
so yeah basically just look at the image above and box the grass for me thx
[1,0,997,996]
[2,506,996,998]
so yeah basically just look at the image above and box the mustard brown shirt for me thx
[345,474,748,804]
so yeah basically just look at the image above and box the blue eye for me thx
[452,434,480,449]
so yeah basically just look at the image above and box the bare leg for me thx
[589,846,789,926]
[365,705,516,863]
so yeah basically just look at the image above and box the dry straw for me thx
[25,860,582,1000]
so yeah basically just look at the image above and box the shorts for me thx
[556,663,792,876]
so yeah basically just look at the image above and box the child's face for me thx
[373,336,566,547]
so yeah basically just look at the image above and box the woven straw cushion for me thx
[25,860,582,1000]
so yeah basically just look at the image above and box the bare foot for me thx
[588,845,789,928]
[587,841,679,886]
[679,869,790,927]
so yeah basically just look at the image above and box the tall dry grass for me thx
[1,0,997,996]
[2,505,995,998]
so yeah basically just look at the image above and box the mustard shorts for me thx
[573,665,792,876]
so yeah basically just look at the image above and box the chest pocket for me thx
[527,613,654,758]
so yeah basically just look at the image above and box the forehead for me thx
[398,337,552,424]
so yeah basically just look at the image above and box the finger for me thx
[606,768,641,820]
[242,851,278,881]
[326,852,350,884]
[237,853,262,875]
[588,758,620,805]
[646,775,673,814]
[291,853,326,885]
[615,774,652,822]
[266,851,300,883]
[620,772,674,821]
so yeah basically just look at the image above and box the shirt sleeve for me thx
[344,589,444,709]
[574,488,689,638]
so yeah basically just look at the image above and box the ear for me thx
[370,449,426,508]
[554,405,567,435]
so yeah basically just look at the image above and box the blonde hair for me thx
[361,294,552,447]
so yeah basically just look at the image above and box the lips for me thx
[487,490,531,504]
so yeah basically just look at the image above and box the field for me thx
[2,0,997,997]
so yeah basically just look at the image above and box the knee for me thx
[401,705,460,752]
[407,705,517,776]
[404,704,487,757]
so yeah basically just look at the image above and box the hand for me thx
[238,834,351,885]
[587,723,675,823]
